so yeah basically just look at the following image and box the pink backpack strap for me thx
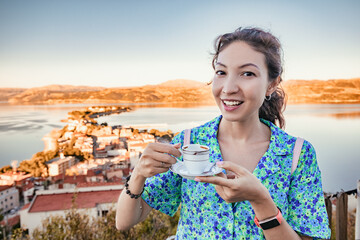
[184,129,191,146]
[291,138,304,174]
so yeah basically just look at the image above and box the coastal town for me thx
[0,105,175,236]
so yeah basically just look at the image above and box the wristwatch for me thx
[254,207,283,230]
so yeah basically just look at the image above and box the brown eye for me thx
[243,72,255,77]
[215,70,226,76]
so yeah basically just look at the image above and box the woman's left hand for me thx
[195,161,270,204]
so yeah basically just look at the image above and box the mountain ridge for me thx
[1,78,359,105]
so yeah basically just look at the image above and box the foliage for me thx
[0,165,12,173]
[149,129,174,138]
[32,209,94,240]
[12,205,180,240]
[11,227,30,240]
[17,150,58,177]
[17,133,91,176]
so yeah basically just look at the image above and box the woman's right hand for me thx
[134,142,182,178]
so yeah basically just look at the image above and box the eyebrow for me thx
[215,62,260,70]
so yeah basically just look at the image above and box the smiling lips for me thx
[221,99,244,111]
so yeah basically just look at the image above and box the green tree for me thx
[0,165,12,173]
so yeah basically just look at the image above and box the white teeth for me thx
[223,100,243,106]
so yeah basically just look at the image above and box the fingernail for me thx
[216,161,224,166]
[194,178,201,182]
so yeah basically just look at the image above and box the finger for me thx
[173,143,181,149]
[151,143,182,158]
[154,160,172,169]
[216,172,227,178]
[214,184,226,198]
[195,175,233,188]
[148,151,177,164]
[216,161,249,176]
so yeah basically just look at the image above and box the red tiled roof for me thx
[108,176,123,181]
[63,175,87,184]
[29,189,122,213]
[52,174,66,182]
[21,203,31,211]
[22,182,34,191]
[0,215,20,227]
[0,185,13,192]
[77,182,123,188]
[86,169,102,177]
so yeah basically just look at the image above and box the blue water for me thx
[0,103,359,193]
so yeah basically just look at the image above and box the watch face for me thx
[260,219,281,230]
[254,207,283,230]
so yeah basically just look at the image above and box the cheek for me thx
[211,81,221,97]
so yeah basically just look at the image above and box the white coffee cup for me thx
[181,144,210,175]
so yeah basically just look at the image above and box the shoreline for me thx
[1,101,360,107]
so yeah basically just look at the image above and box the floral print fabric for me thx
[142,116,331,239]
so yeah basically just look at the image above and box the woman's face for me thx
[212,41,272,123]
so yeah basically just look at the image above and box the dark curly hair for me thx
[212,27,287,129]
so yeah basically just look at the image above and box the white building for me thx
[107,148,127,157]
[47,154,77,177]
[20,185,123,235]
[0,185,20,214]
[22,182,35,205]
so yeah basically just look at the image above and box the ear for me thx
[266,76,281,96]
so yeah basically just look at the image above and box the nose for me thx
[221,75,239,94]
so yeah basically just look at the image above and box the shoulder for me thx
[191,115,221,137]
[172,116,222,144]
[262,118,316,158]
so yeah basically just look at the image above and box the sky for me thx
[0,0,359,88]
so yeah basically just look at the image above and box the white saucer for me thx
[170,161,223,180]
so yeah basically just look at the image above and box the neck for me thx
[218,116,270,144]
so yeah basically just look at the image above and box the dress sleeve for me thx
[141,131,184,217]
[287,140,331,239]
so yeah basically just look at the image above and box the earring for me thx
[265,95,271,101]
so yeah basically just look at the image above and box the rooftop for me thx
[63,175,87,184]
[0,215,20,227]
[77,182,123,188]
[28,189,122,213]
[46,156,75,165]
[0,185,13,192]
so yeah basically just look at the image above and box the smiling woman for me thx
[211,28,286,129]
[115,27,331,240]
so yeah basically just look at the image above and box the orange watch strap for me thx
[254,207,282,230]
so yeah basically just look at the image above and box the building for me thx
[0,185,20,214]
[46,154,77,177]
[22,181,35,205]
[0,172,32,186]
[0,214,20,229]
[86,169,104,183]
[20,185,123,235]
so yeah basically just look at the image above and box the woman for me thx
[116,27,331,239]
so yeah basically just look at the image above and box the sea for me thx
[0,102,359,193]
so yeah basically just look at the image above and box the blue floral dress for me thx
[142,116,331,239]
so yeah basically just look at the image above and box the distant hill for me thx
[23,84,105,92]
[2,78,360,105]
[0,88,27,102]
[283,78,360,104]
[5,80,214,105]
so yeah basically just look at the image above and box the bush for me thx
[13,206,180,240]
